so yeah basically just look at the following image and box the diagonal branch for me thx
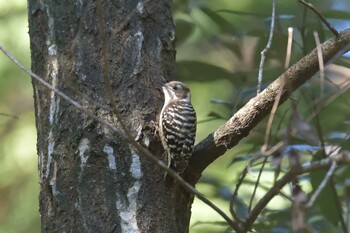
[298,0,339,37]
[188,28,350,183]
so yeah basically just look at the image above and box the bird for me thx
[159,81,197,175]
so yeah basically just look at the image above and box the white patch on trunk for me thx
[49,161,59,197]
[79,138,90,168]
[34,87,41,118]
[48,48,59,125]
[103,145,116,170]
[129,149,142,179]
[156,37,162,61]
[45,131,55,178]
[38,151,44,181]
[46,51,58,177]
[116,149,142,233]
[133,31,144,75]
[47,6,59,125]
[137,1,144,14]
[45,11,59,178]
[46,143,54,177]
[126,31,144,75]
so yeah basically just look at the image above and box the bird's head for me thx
[162,81,191,103]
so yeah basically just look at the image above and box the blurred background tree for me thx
[0,0,349,232]
[0,0,38,232]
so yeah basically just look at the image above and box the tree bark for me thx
[28,0,192,232]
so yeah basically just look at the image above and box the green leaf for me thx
[216,9,267,18]
[177,61,233,82]
[175,19,196,45]
[207,111,227,120]
[230,155,253,164]
[234,196,249,219]
[309,152,340,227]
[324,10,350,20]
[200,7,236,34]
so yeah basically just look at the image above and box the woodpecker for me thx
[159,81,197,175]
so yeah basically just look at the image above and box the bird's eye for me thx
[174,84,182,90]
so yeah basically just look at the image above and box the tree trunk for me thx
[28,0,193,232]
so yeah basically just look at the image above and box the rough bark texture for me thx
[28,0,193,232]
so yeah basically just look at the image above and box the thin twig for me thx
[298,0,339,37]
[313,31,325,97]
[248,156,267,212]
[300,6,308,55]
[257,0,276,94]
[284,27,294,69]
[262,84,284,152]
[230,165,249,222]
[306,161,337,207]
[0,113,19,119]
